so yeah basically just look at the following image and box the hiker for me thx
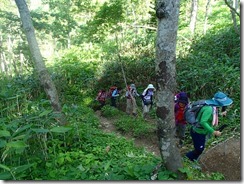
[95,89,107,109]
[174,92,189,147]
[126,84,140,116]
[186,91,233,162]
[111,86,121,108]
[141,84,155,119]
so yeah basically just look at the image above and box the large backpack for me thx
[184,100,206,126]
[107,86,117,98]
[97,90,107,102]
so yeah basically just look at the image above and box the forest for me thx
[0,0,240,181]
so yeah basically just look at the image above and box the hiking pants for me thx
[186,127,206,161]
[142,102,151,118]
[126,98,137,115]
[111,97,117,107]
[175,123,186,139]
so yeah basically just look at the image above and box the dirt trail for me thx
[95,110,160,156]
[95,110,241,180]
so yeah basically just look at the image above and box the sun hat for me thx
[147,84,155,89]
[205,91,233,106]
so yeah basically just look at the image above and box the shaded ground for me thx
[95,110,241,180]
[95,110,160,156]
[199,137,241,180]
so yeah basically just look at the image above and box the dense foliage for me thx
[0,0,240,180]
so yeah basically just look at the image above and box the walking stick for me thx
[115,34,136,104]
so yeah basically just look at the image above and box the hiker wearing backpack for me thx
[126,84,140,116]
[185,91,233,162]
[141,84,155,119]
[95,89,107,109]
[174,92,189,147]
[110,86,121,108]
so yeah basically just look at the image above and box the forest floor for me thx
[94,110,241,181]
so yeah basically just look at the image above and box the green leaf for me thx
[39,110,52,117]
[0,164,10,171]
[12,134,27,140]
[178,167,189,173]
[31,128,49,133]
[77,164,85,172]
[50,126,72,133]
[15,147,25,154]
[0,130,11,137]
[158,171,170,180]
[12,124,31,137]
[0,171,12,180]
[57,157,64,165]
[12,164,34,173]
[0,139,7,148]
[6,141,27,148]
[65,156,72,162]
[104,160,111,171]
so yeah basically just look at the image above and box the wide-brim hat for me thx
[147,84,155,90]
[205,91,233,106]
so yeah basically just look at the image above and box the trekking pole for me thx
[115,34,136,104]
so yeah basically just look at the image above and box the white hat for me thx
[147,84,155,89]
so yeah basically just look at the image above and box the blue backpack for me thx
[184,100,206,126]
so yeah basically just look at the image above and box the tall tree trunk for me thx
[155,0,183,177]
[224,0,240,35]
[15,0,67,125]
[1,52,8,74]
[203,0,211,34]
[189,0,198,35]
[230,0,238,34]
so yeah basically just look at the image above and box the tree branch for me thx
[126,24,157,31]
[224,0,240,18]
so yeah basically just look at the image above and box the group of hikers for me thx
[95,83,156,119]
[96,85,233,163]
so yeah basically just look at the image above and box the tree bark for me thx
[15,0,67,125]
[203,0,211,34]
[155,0,183,177]
[224,0,240,35]
[189,0,198,35]
[1,52,8,74]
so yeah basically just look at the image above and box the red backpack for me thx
[97,90,107,102]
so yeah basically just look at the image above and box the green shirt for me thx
[193,105,215,135]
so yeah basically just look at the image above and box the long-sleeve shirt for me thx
[112,89,119,97]
[193,105,215,135]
